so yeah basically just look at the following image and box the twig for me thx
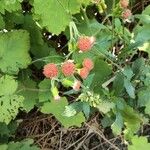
[85,123,120,150]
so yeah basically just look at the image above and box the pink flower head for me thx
[73,80,81,91]
[120,0,129,8]
[79,67,89,79]
[77,36,95,52]
[82,58,94,71]
[61,61,75,76]
[122,9,132,19]
[43,63,58,79]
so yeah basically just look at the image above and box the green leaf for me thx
[0,0,23,14]
[142,5,150,15]
[135,14,150,24]
[0,75,18,96]
[97,101,115,114]
[111,113,123,135]
[82,102,90,118]
[0,144,7,150]
[33,0,81,35]
[0,14,5,29]
[132,58,145,75]
[128,136,150,150]
[121,105,142,139]
[0,121,18,143]
[101,116,114,128]
[41,97,85,128]
[124,78,135,99]
[83,73,95,87]
[135,5,150,24]
[72,50,96,64]
[113,72,124,96]
[145,101,150,115]
[0,30,31,74]
[90,59,112,93]
[38,79,52,103]
[123,66,134,80]
[0,75,24,124]
[62,105,77,117]
[0,95,24,124]
[7,139,40,150]
[18,79,38,112]
[134,24,150,56]
[138,88,150,107]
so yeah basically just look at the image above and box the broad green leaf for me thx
[135,25,150,42]
[128,136,150,150]
[101,116,114,128]
[97,101,115,114]
[134,25,150,56]
[142,5,150,15]
[138,88,150,107]
[90,59,112,93]
[113,72,124,96]
[77,18,106,36]
[21,15,64,68]
[0,30,31,74]
[0,75,18,96]
[145,101,150,115]
[121,105,142,139]
[38,79,52,103]
[82,102,90,119]
[135,5,150,24]
[0,121,17,142]
[0,144,7,150]
[18,79,38,112]
[83,73,95,87]
[132,58,145,75]
[33,0,81,35]
[7,139,40,150]
[41,97,85,128]
[0,95,24,124]
[72,50,96,64]
[124,78,135,99]
[0,75,24,124]
[111,113,123,135]
[0,0,23,14]
[62,105,77,117]
[123,66,134,80]
[78,0,91,6]
[135,14,150,24]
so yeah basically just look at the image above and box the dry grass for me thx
[16,112,127,150]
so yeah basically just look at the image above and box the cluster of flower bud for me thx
[77,91,101,107]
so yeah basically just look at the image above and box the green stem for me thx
[111,0,116,49]
[31,55,63,64]
[94,47,123,71]
[93,14,112,36]
[81,5,92,35]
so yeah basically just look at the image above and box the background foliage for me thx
[0,0,150,149]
